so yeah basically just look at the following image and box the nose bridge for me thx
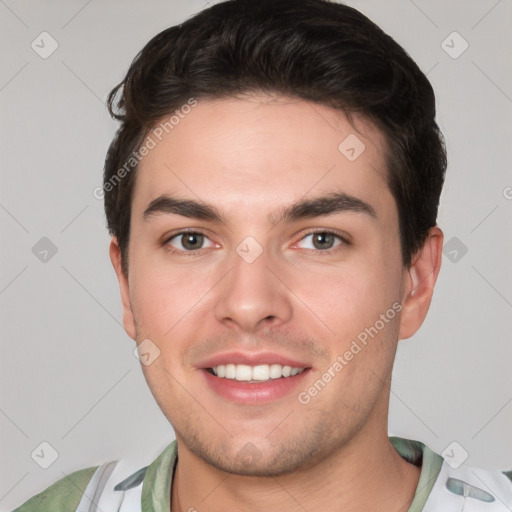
[213,240,292,331]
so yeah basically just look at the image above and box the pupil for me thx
[183,233,202,250]
[313,233,334,249]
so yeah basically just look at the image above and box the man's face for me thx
[115,95,411,475]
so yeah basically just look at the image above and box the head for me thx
[106,0,446,476]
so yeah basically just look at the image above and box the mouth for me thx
[206,363,306,382]
[199,354,312,404]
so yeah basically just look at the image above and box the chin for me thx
[181,431,329,477]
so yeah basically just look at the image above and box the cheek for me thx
[297,255,401,337]
[128,256,218,342]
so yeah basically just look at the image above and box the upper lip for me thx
[197,351,311,369]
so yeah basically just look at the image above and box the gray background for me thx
[1,0,511,509]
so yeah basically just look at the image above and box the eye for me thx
[166,231,216,251]
[296,231,345,251]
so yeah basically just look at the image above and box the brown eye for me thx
[168,232,213,251]
[296,231,344,251]
[312,232,336,249]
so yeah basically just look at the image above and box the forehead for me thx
[132,94,392,220]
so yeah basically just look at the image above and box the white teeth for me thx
[235,364,252,381]
[210,363,305,382]
[269,364,282,379]
[252,365,270,381]
[225,364,236,379]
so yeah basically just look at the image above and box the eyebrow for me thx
[142,192,376,224]
[271,191,376,224]
[143,195,226,223]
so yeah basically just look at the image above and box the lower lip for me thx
[201,368,310,404]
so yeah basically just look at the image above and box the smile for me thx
[209,363,306,382]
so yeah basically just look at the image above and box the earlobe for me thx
[398,227,444,340]
[109,237,137,340]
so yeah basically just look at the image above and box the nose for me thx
[213,244,293,333]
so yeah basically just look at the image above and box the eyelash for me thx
[162,228,350,256]
[162,229,216,257]
[295,229,351,253]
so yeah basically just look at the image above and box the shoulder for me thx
[11,441,178,512]
[390,436,512,510]
[12,466,99,512]
[425,460,512,510]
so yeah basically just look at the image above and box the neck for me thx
[171,426,421,512]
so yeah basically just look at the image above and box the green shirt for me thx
[12,437,512,511]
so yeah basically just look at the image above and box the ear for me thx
[109,237,136,340]
[398,226,443,340]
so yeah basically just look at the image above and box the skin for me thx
[110,94,443,512]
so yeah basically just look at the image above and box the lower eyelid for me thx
[295,231,347,249]
[166,232,215,250]
[163,230,348,253]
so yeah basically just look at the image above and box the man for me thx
[13,0,512,510]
